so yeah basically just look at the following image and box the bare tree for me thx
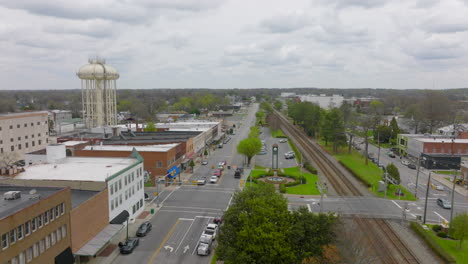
[0,152,20,167]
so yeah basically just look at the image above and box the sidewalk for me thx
[430,172,468,197]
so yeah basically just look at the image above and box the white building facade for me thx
[0,112,49,161]
[299,94,344,110]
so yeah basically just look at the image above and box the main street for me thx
[112,103,258,264]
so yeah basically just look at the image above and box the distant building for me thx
[299,94,344,110]
[0,185,74,264]
[280,92,296,98]
[0,112,49,162]
[436,124,468,138]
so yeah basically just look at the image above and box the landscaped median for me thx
[245,166,320,195]
[318,140,416,201]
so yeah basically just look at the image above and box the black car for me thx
[119,238,139,254]
[407,164,417,170]
[136,222,152,237]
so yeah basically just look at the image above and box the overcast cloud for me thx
[0,0,467,90]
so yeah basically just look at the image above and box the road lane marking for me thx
[147,219,180,264]
[160,186,179,205]
[434,211,448,222]
[391,200,402,209]
[163,206,223,211]
[175,218,196,253]
[179,218,195,221]
[307,204,311,212]
[226,195,233,210]
[159,210,219,215]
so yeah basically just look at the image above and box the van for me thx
[234,168,241,178]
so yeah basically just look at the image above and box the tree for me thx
[374,125,392,144]
[203,149,208,157]
[321,108,346,153]
[217,184,337,264]
[450,212,468,249]
[419,91,452,133]
[386,163,400,184]
[144,122,157,132]
[273,100,283,110]
[189,159,195,172]
[237,137,262,165]
[389,117,400,144]
[248,126,260,138]
[0,152,20,167]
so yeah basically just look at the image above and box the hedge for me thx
[409,222,456,263]
[279,184,286,193]
[303,162,317,174]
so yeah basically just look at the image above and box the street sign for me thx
[167,165,180,179]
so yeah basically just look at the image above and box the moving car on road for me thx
[210,176,218,183]
[436,198,451,209]
[202,160,208,165]
[401,160,410,166]
[136,222,152,237]
[407,164,416,169]
[387,152,396,158]
[197,177,207,185]
[279,139,287,143]
[119,238,139,254]
[435,184,444,191]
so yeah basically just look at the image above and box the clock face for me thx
[273,147,278,151]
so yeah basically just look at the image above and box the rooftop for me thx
[71,189,100,208]
[0,185,65,220]
[83,144,178,152]
[62,141,89,147]
[415,138,468,143]
[15,157,139,182]
[0,111,48,119]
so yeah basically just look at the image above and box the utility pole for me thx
[423,172,431,224]
[126,217,129,241]
[377,131,381,166]
[300,155,302,184]
[449,172,457,225]
[415,154,421,198]
[156,177,160,208]
[384,170,388,199]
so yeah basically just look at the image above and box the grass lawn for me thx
[144,181,155,187]
[254,165,267,169]
[286,173,320,195]
[318,140,416,201]
[271,129,287,138]
[426,225,468,264]
[433,170,459,175]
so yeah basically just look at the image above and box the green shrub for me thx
[279,184,286,193]
[437,231,448,238]
[303,162,317,174]
[409,222,456,263]
[432,225,442,232]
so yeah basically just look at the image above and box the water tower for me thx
[77,57,119,128]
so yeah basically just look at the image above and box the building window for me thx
[17,225,23,240]
[56,229,62,242]
[119,179,122,190]
[9,125,12,129]
[26,247,32,262]
[119,194,122,204]
[18,144,21,150]
[31,218,36,231]
[1,233,8,249]
[124,176,127,185]
[19,252,25,264]
[33,243,38,258]
[140,199,143,208]
[61,225,67,237]
[38,140,42,145]
[31,123,33,126]
[10,229,16,244]
[50,208,55,221]
[32,141,35,147]
[10,138,13,142]
[132,205,136,214]
[24,123,27,127]
[38,133,41,137]
[18,137,21,141]
[37,215,43,228]
[24,221,30,236]
[11,256,18,264]
[44,212,49,224]
[37,122,40,125]
[51,231,56,245]
[11,146,14,151]
[39,239,45,253]
[111,199,114,210]
[110,184,114,195]
[25,142,29,148]
[17,124,20,128]
[55,205,60,218]
[156,161,162,168]
[45,235,50,249]
[46,138,48,143]
[32,134,34,138]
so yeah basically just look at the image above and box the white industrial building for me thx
[77,58,119,128]
[16,144,145,222]
[299,94,344,110]
[0,111,50,162]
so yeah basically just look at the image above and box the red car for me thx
[213,170,222,177]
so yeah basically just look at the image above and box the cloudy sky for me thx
[1,0,468,90]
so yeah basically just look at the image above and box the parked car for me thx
[217,164,224,170]
[401,160,410,166]
[119,238,139,254]
[210,176,218,184]
[197,235,212,256]
[234,168,241,178]
[197,178,207,185]
[202,160,208,165]
[435,185,445,191]
[223,137,231,144]
[387,152,396,158]
[144,193,150,201]
[407,164,416,170]
[213,170,222,177]
[285,153,295,159]
[136,222,152,237]
[258,151,267,155]
[218,143,223,148]
[437,198,451,209]
[279,139,287,143]
[203,224,218,240]
[213,216,223,224]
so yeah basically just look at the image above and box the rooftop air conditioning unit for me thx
[4,191,21,200]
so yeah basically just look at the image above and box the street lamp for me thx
[423,172,432,224]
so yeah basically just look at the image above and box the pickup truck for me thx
[202,224,218,240]
[197,234,213,256]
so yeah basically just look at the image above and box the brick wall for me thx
[70,189,109,253]
[423,142,468,155]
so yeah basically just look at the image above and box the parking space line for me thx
[175,218,196,253]
[147,219,180,264]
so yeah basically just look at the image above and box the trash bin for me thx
[151,208,155,214]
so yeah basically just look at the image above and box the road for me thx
[356,139,467,223]
[112,103,258,264]
[255,126,298,169]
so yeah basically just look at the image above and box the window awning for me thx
[74,224,124,256]
[109,210,129,225]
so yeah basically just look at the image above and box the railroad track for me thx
[273,110,420,264]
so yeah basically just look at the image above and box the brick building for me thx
[75,144,180,184]
[0,185,74,264]
[0,112,49,162]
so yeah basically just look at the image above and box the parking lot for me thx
[255,127,298,169]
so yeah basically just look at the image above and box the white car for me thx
[202,160,208,165]
[203,224,218,240]
[401,160,410,166]
[279,139,287,143]
[435,185,444,191]
[209,176,218,184]
[197,178,206,185]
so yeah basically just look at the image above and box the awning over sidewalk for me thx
[110,210,129,224]
[212,133,225,142]
[74,224,123,257]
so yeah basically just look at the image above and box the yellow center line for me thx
[147,219,180,264]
